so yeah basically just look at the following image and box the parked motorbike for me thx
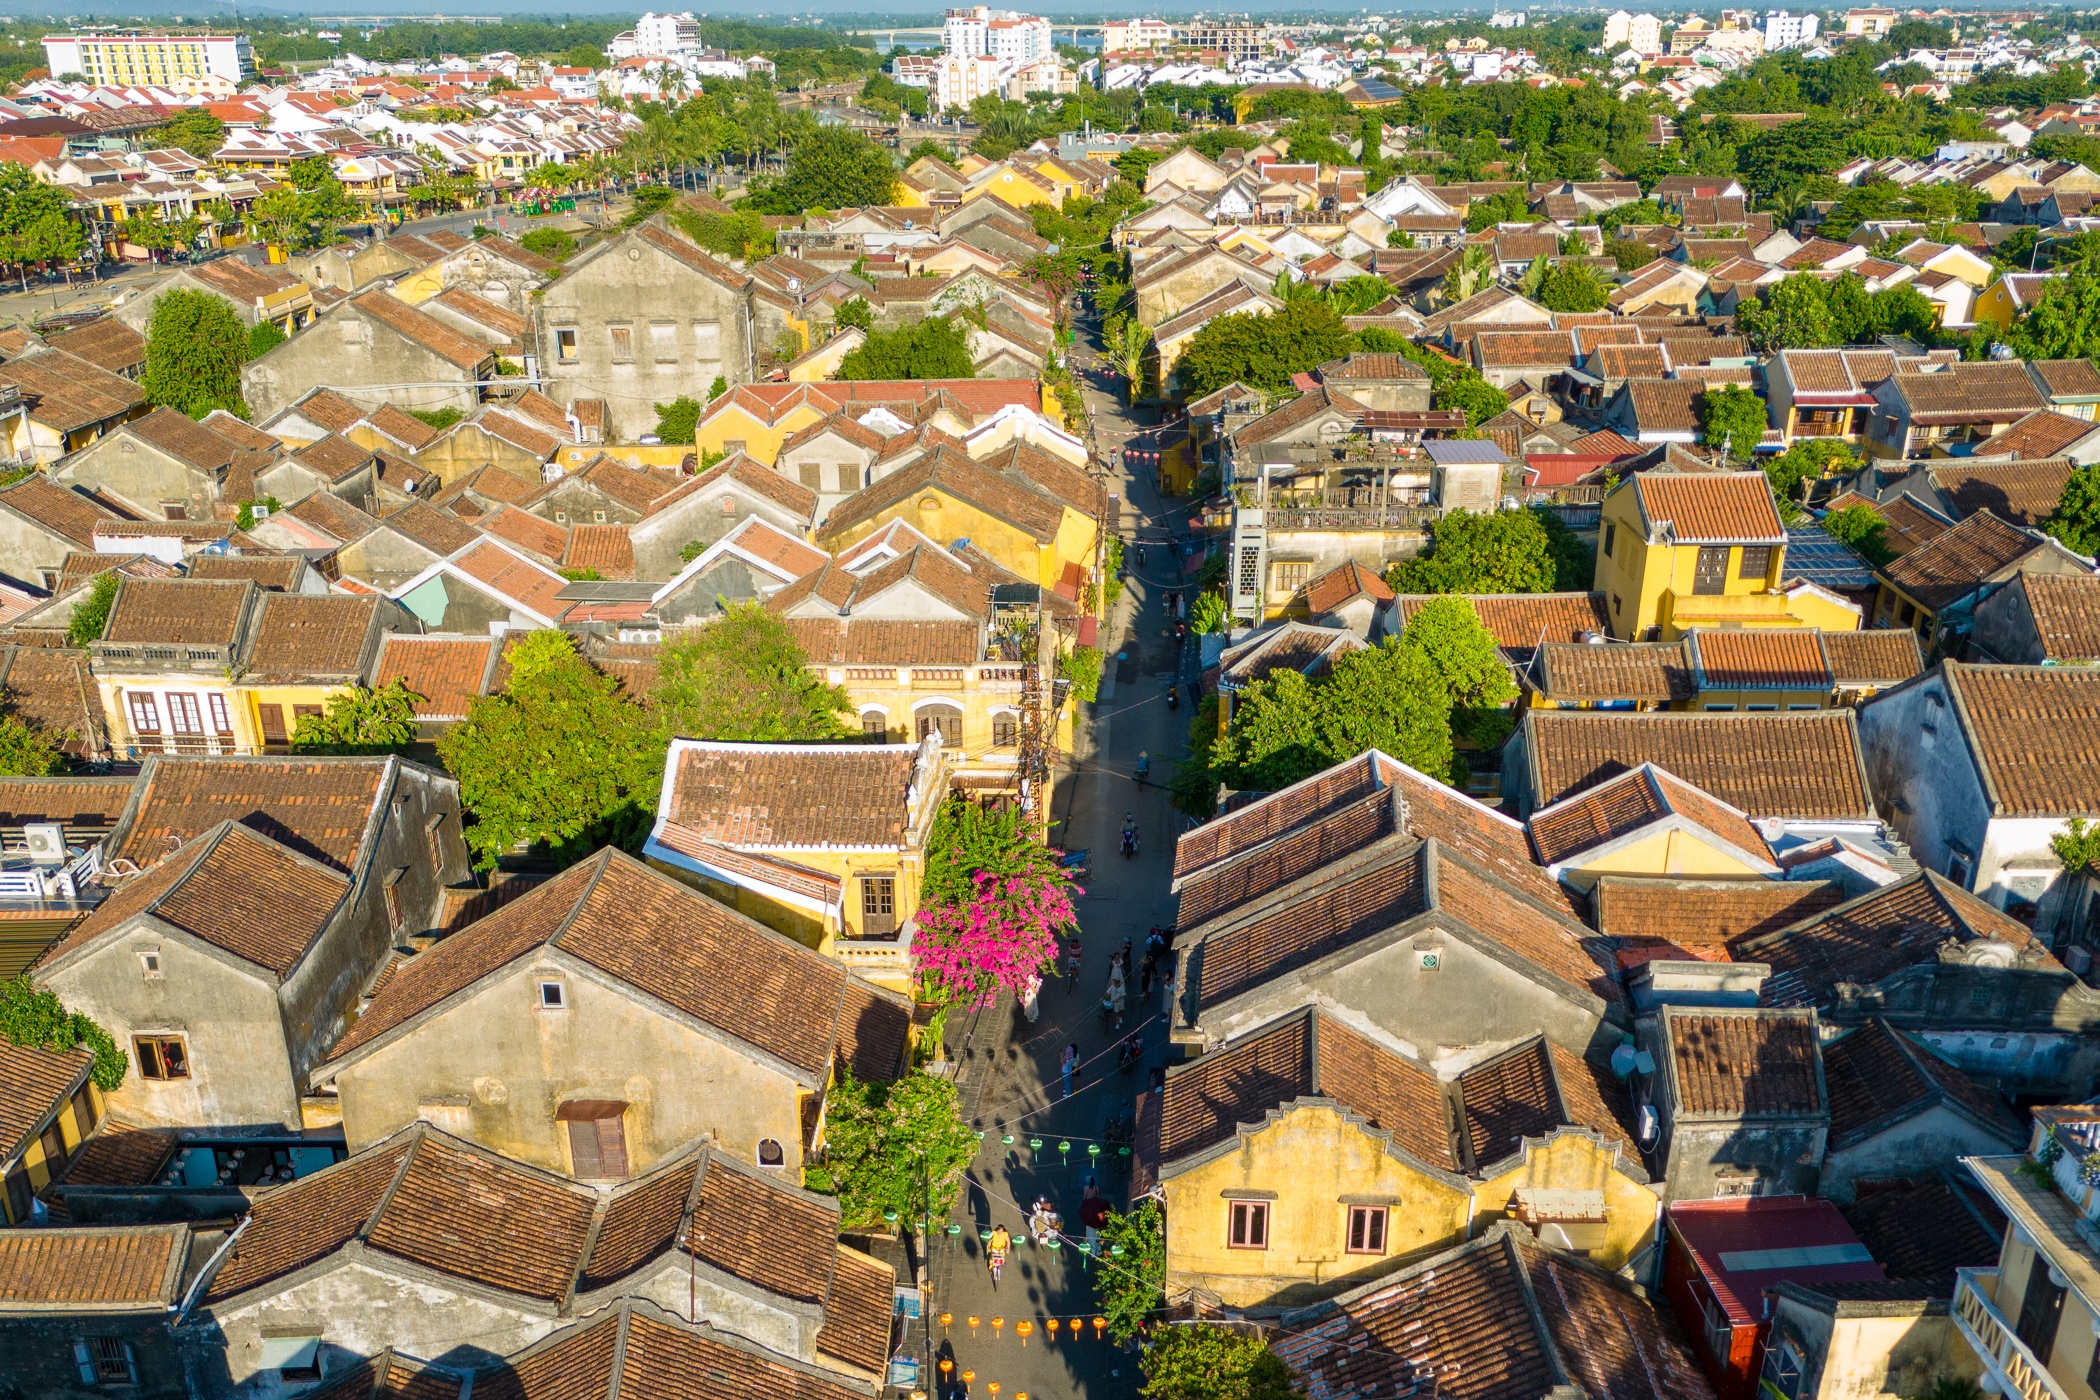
[1166,683,1178,711]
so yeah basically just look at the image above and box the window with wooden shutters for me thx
[609,325,633,362]
[383,871,404,933]
[916,705,962,747]
[166,693,203,751]
[1228,1200,1268,1249]
[799,461,822,490]
[1346,1205,1387,1254]
[558,1101,629,1180]
[39,1121,66,1178]
[207,693,233,741]
[1737,545,1772,582]
[992,713,1018,747]
[1693,547,1729,596]
[127,693,161,738]
[133,1035,188,1081]
[861,710,888,738]
[257,703,286,750]
[70,1084,99,1143]
[861,876,897,937]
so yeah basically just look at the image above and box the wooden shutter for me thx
[258,704,286,747]
[594,1117,628,1179]
[1693,547,1729,596]
[565,1118,602,1178]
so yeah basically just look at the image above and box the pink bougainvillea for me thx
[913,869,1079,1009]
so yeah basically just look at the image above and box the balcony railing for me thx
[1953,1268,2074,1400]
[1267,502,1438,532]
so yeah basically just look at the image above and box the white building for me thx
[933,52,1009,111]
[635,12,702,55]
[1604,11,1663,52]
[1763,9,1820,50]
[1488,12,1527,28]
[1103,18,1175,51]
[945,7,990,56]
[41,30,253,92]
[891,54,939,88]
[990,13,1054,64]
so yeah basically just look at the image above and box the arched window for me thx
[861,709,889,739]
[992,713,1018,747]
[916,705,962,747]
[758,1138,785,1167]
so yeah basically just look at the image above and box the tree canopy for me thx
[437,631,662,868]
[837,315,976,381]
[1536,260,1612,313]
[653,395,702,445]
[0,976,126,1091]
[1698,384,1770,462]
[140,288,249,420]
[649,602,851,741]
[1735,271,1942,352]
[1217,641,1455,792]
[288,681,420,756]
[744,128,899,214]
[1388,508,1589,595]
[1175,300,1352,397]
[1141,1325,1302,1400]
[0,161,84,288]
[2046,464,2100,557]
[809,1069,977,1231]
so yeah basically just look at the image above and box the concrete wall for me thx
[1159,1102,1472,1312]
[1471,1131,1659,1273]
[52,436,215,523]
[335,531,443,593]
[1821,1102,2022,1205]
[326,959,813,1178]
[538,225,754,441]
[630,485,806,584]
[0,512,87,591]
[244,306,480,422]
[1,1316,187,1400]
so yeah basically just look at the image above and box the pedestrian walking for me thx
[1140,952,1154,997]
[1060,1042,1079,1099]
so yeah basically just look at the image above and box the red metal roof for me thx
[1669,1196,1883,1324]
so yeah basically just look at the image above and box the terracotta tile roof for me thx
[1921,459,2076,528]
[1387,758,1587,922]
[0,646,106,757]
[1881,510,2050,611]
[1174,792,1393,930]
[1822,628,1924,685]
[563,524,633,580]
[685,452,819,522]
[50,821,349,977]
[686,1152,839,1303]
[329,849,906,1083]
[352,290,494,372]
[188,554,300,589]
[101,577,250,647]
[477,1305,880,1400]
[126,405,246,472]
[42,318,144,375]
[1528,639,1692,703]
[0,1224,186,1309]
[0,476,124,547]
[243,594,381,681]
[1688,628,1832,690]
[368,404,440,450]
[0,1039,91,1162]
[817,1246,898,1375]
[1521,709,1875,820]
[1630,470,1786,543]
[2029,358,2100,400]
[1174,751,1385,880]
[1528,762,1768,867]
[785,618,980,666]
[432,286,528,341]
[1393,592,1607,661]
[1594,343,1666,379]
[1456,1037,1633,1169]
[108,755,392,876]
[1474,330,1576,370]
[300,1354,464,1400]
[1943,661,2100,816]
[364,1134,597,1302]
[1736,871,2050,1009]
[382,501,479,557]
[1663,1008,1823,1117]
[1196,846,1428,1011]
[480,504,568,560]
[1843,1178,2006,1288]
[635,223,752,292]
[663,741,921,849]
[1822,1018,2022,1150]
[189,257,304,302]
[1153,1010,1452,1172]
[0,349,146,433]
[576,1157,692,1291]
[203,1140,414,1301]
[434,464,538,512]
[1434,845,1619,1003]
[1272,1226,1716,1400]
[1977,410,2097,463]
[293,433,373,483]
[1303,560,1394,615]
[285,490,380,545]
[53,1120,177,1188]
[1591,877,1850,947]
[289,388,364,435]
[448,539,569,622]
[1894,361,2047,425]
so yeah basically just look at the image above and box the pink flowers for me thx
[913,869,1079,1009]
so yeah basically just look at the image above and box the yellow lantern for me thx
[1016,1321,1034,1347]
[1093,1316,1108,1338]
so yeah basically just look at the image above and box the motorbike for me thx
[1117,1035,1143,1074]
[1121,826,1138,859]
[1166,683,1178,711]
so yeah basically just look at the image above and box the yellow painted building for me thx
[1139,1011,1657,1311]
[0,1042,104,1223]
[1526,761,1780,893]
[1595,471,1848,640]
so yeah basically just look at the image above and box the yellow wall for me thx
[964,170,1057,212]
[1595,485,1791,640]
[1552,828,1771,891]
[1470,1132,1658,1274]
[1160,1103,1473,1311]
[788,335,862,384]
[1973,280,2016,333]
[4,1081,102,1221]
[697,401,828,467]
[825,489,1096,594]
[1680,685,1833,712]
[416,423,550,487]
[392,263,447,305]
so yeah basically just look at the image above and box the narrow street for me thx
[904,314,1199,1400]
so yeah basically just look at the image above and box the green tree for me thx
[1313,640,1455,783]
[1109,317,1152,400]
[0,162,84,290]
[1176,300,1351,397]
[1822,501,1896,568]
[1436,368,1510,426]
[835,297,874,331]
[1699,384,1769,462]
[670,207,774,260]
[66,573,118,648]
[1141,1325,1302,1400]
[653,395,701,445]
[1735,273,1836,353]
[0,710,64,776]
[285,155,361,245]
[811,1068,977,1230]
[1463,186,1531,231]
[0,976,125,1091]
[288,680,420,755]
[436,630,662,868]
[2008,270,2100,361]
[2046,463,2100,556]
[1393,595,1517,710]
[1389,508,1561,594]
[563,43,608,68]
[140,288,249,419]
[1885,19,1953,49]
[649,602,852,740]
[1097,1200,1166,1341]
[1536,260,1611,313]
[837,317,976,380]
[519,226,575,260]
[147,107,228,159]
[247,320,286,359]
[921,797,1064,909]
[1608,238,1658,272]
[746,128,899,214]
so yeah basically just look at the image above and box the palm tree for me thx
[1442,245,1495,305]
[1111,318,1151,403]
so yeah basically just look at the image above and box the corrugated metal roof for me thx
[1423,439,1509,465]
[1785,523,1877,589]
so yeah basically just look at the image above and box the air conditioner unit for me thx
[22,823,65,866]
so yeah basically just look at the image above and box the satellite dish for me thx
[787,275,801,291]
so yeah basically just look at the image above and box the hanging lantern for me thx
[1017,1321,1034,1347]
[1093,1317,1108,1338]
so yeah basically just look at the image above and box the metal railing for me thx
[1953,1268,2074,1400]
[1268,503,1438,531]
